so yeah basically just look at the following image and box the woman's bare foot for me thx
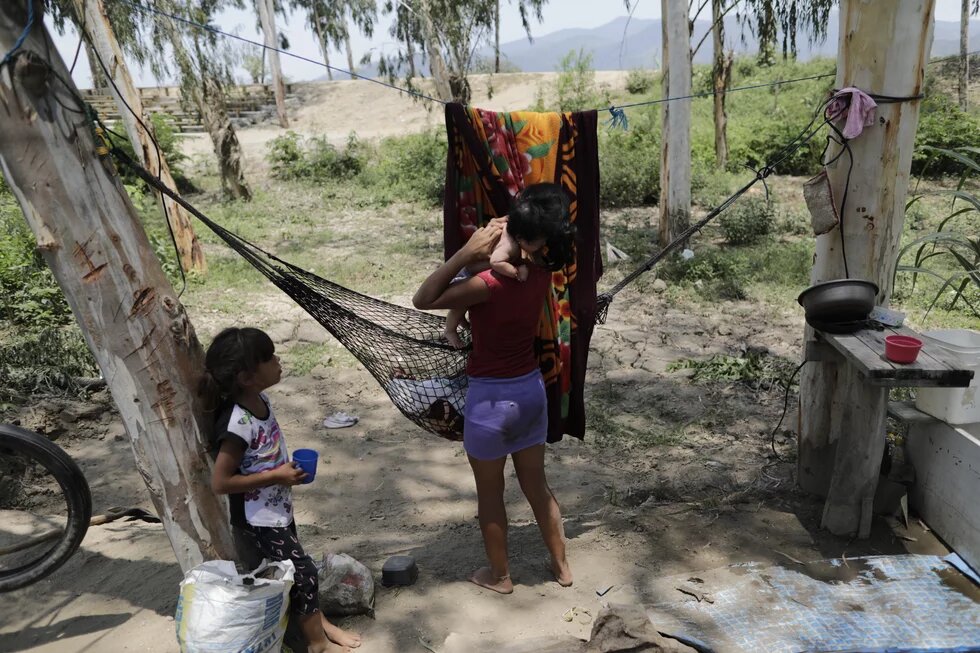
[469,566,514,594]
[322,616,362,649]
[551,556,573,587]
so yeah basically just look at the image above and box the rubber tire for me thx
[0,423,93,592]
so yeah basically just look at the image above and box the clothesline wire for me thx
[115,0,960,118]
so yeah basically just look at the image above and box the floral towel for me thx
[444,103,602,442]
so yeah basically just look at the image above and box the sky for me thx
[49,0,973,89]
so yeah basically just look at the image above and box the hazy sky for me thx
[49,0,973,89]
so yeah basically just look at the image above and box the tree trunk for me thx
[256,0,288,128]
[798,0,936,536]
[83,39,108,90]
[73,0,206,275]
[406,29,417,78]
[162,16,251,201]
[344,29,356,80]
[711,0,730,171]
[495,0,501,73]
[960,0,970,109]
[658,0,692,244]
[311,4,333,81]
[0,0,238,571]
[418,0,455,101]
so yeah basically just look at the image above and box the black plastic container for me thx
[381,555,418,587]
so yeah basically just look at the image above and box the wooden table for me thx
[806,324,975,538]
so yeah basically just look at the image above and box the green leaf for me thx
[493,155,510,173]
[511,120,527,135]
[525,141,555,159]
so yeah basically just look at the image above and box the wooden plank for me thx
[819,327,974,388]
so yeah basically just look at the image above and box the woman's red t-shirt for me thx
[466,265,550,378]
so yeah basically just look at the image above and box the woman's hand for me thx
[459,221,504,265]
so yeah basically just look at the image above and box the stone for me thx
[652,279,668,293]
[295,320,329,344]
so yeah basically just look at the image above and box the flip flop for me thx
[323,411,359,429]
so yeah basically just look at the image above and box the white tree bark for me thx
[72,0,206,274]
[418,0,455,102]
[960,0,970,109]
[0,1,238,571]
[798,0,936,536]
[257,0,289,128]
[658,0,692,243]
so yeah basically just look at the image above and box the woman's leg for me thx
[467,454,514,594]
[511,444,572,587]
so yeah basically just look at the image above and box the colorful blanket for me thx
[444,103,602,442]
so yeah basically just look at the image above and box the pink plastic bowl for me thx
[885,335,923,364]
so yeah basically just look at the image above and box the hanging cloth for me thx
[825,87,877,140]
[444,104,602,443]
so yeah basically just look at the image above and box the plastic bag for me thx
[317,553,375,617]
[175,559,294,653]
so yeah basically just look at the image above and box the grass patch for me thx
[668,351,799,393]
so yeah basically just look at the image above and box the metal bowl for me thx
[797,279,879,323]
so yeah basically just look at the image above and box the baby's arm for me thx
[488,226,524,279]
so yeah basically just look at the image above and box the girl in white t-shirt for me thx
[200,327,361,653]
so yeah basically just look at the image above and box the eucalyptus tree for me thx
[736,0,835,66]
[143,0,252,200]
[493,0,546,73]
[376,0,546,104]
[959,0,979,109]
[291,0,376,80]
[44,0,207,271]
[255,0,289,126]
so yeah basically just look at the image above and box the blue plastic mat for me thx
[644,555,980,653]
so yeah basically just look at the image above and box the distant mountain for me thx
[493,14,979,72]
[325,14,978,81]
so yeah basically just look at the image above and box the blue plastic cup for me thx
[292,449,318,484]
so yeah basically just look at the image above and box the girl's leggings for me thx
[241,521,320,616]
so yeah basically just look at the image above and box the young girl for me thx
[414,183,575,594]
[199,327,361,653]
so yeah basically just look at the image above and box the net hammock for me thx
[116,144,471,439]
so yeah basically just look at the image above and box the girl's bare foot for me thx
[469,566,514,594]
[322,616,362,649]
[551,557,573,587]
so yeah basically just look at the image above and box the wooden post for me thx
[798,0,936,536]
[257,0,288,128]
[0,1,238,571]
[658,0,692,244]
[72,0,207,275]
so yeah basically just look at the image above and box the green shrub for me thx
[367,130,447,205]
[0,194,72,327]
[912,94,980,176]
[267,132,368,181]
[599,109,660,207]
[719,196,775,244]
[0,326,98,402]
[554,49,608,112]
[625,68,656,95]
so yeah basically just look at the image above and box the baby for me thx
[443,221,527,348]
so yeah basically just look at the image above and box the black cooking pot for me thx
[797,279,879,323]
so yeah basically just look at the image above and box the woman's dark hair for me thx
[198,327,275,414]
[508,183,576,271]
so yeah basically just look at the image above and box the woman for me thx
[413,183,575,594]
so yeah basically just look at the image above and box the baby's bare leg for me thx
[443,308,466,349]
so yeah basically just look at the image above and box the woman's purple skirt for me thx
[463,369,547,460]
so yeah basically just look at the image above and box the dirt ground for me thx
[0,74,948,652]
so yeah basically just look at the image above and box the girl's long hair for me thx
[507,183,577,271]
[198,327,275,418]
